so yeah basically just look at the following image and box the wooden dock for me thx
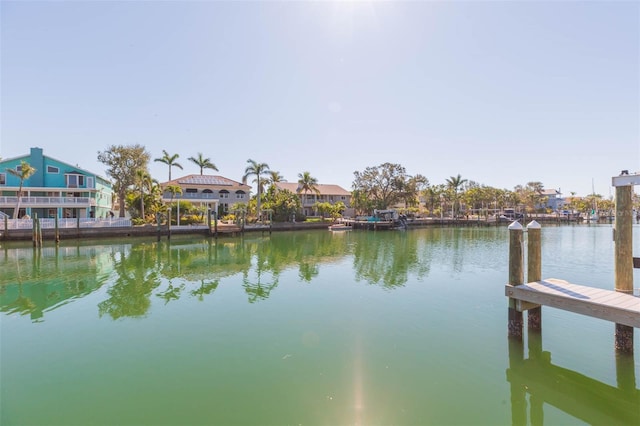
[506,278,640,328]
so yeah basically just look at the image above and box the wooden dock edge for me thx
[506,279,640,328]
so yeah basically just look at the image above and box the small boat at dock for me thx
[328,223,352,232]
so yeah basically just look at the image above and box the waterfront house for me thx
[160,174,251,217]
[0,147,114,219]
[538,188,564,211]
[274,182,352,217]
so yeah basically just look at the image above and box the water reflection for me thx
[0,244,114,321]
[508,333,639,425]
[0,229,501,320]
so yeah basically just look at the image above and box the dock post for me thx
[508,221,524,339]
[167,209,172,240]
[32,217,37,247]
[213,210,218,239]
[614,184,634,352]
[156,213,161,242]
[54,215,59,243]
[207,209,212,237]
[527,220,542,331]
[3,216,7,241]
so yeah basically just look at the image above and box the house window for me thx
[87,177,94,188]
[185,188,198,193]
[219,190,229,199]
[235,190,245,199]
[66,174,85,188]
[203,189,213,193]
[0,173,5,185]
[341,196,346,200]
[47,166,60,174]
[16,165,22,172]
[47,209,56,218]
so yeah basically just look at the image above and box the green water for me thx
[1,226,638,425]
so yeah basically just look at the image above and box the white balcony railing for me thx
[0,196,92,207]
[0,218,132,230]
[161,193,219,201]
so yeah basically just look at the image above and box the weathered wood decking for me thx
[505,278,640,328]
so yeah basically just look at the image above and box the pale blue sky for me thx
[1,0,638,197]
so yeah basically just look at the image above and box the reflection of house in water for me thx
[0,245,119,321]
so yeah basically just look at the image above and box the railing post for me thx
[508,221,524,339]
[167,209,172,240]
[527,221,542,331]
[614,184,634,352]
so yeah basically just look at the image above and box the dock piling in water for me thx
[614,184,634,352]
[527,221,542,331]
[508,221,524,339]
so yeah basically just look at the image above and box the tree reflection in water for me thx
[1,229,466,319]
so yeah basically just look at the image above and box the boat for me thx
[588,179,599,222]
[328,223,352,232]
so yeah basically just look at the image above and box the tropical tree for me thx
[262,189,301,222]
[165,184,182,206]
[154,150,183,181]
[98,144,151,217]
[188,153,218,175]
[266,170,285,193]
[133,169,154,221]
[243,159,270,220]
[400,174,429,209]
[297,171,320,213]
[6,160,37,219]
[352,163,407,211]
[350,189,375,215]
[519,181,546,214]
[446,174,468,217]
[423,184,445,217]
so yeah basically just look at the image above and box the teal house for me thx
[0,147,113,219]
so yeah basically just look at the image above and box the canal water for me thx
[1,225,639,425]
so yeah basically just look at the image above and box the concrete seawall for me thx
[0,216,581,242]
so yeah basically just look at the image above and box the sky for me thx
[1,0,638,198]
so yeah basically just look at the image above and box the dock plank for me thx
[505,278,640,328]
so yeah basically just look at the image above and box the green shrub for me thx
[181,215,205,225]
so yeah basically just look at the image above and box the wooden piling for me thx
[213,210,218,239]
[32,217,37,247]
[207,209,212,237]
[54,215,60,243]
[156,213,161,242]
[167,209,172,240]
[3,216,7,241]
[508,221,524,339]
[614,185,634,352]
[527,221,542,331]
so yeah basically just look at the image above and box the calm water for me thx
[1,225,639,425]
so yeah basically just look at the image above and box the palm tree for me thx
[166,184,182,204]
[297,171,320,215]
[243,159,270,220]
[135,169,153,221]
[154,150,183,181]
[6,160,37,219]
[188,153,218,175]
[266,171,285,188]
[165,184,182,223]
[446,174,467,218]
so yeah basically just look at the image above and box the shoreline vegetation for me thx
[1,214,589,243]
